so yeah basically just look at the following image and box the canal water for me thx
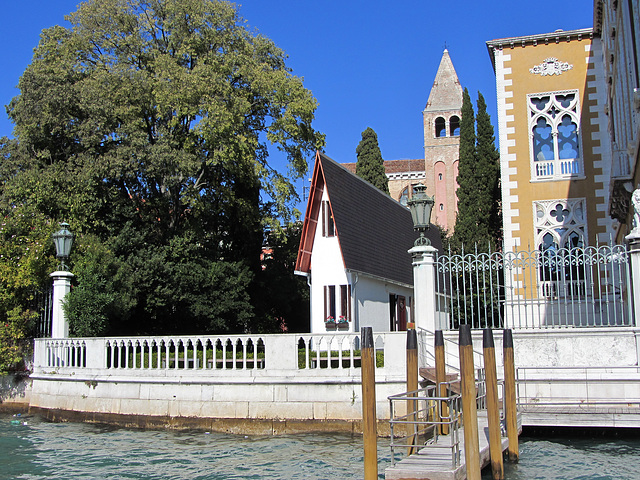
[2,414,640,479]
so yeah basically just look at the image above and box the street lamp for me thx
[407,184,434,246]
[52,222,73,270]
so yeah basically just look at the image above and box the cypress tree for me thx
[355,127,389,194]
[453,88,477,249]
[453,89,502,251]
[475,92,502,249]
[451,90,502,328]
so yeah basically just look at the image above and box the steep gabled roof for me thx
[296,151,441,286]
[425,49,463,112]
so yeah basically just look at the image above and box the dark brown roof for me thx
[310,152,441,286]
[342,159,425,176]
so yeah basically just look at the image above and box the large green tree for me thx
[2,0,323,339]
[355,127,389,194]
[450,90,502,328]
[452,89,501,250]
[475,92,502,248]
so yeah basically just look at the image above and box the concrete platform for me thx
[520,404,640,428]
[385,412,520,480]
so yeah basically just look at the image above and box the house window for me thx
[325,285,350,324]
[438,173,443,181]
[324,285,336,321]
[534,199,587,298]
[528,90,582,180]
[322,200,335,237]
[340,284,351,321]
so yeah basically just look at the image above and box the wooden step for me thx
[419,367,461,395]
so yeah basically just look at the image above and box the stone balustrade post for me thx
[408,244,439,332]
[626,234,640,331]
[50,270,74,338]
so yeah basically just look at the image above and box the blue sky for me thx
[0,1,593,205]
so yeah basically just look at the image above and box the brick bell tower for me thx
[423,49,463,233]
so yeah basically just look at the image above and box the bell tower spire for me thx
[423,49,463,232]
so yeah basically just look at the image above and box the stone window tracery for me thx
[534,199,586,250]
[528,90,583,180]
[534,199,587,298]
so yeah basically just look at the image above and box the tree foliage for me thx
[475,92,502,248]
[0,191,55,372]
[1,0,322,344]
[355,127,389,194]
[452,89,501,251]
[255,223,309,333]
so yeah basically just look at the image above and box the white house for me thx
[295,151,442,334]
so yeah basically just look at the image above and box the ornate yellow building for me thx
[487,28,616,257]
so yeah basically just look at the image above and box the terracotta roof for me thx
[296,152,442,286]
[342,159,425,176]
[383,159,425,174]
[342,162,356,174]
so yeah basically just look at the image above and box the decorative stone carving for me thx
[631,187,640,236]
[529,57,573,76]
[610,180,633,223]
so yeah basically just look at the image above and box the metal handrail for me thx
[388,384,462,468]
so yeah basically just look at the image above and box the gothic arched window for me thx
[399,186,410,206]
[529,91,582,180]
[535,199,587,298]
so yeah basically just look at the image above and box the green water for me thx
[2,414,640,479]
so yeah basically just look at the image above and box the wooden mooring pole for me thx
[406,328,418,455]
[503,328,519,461]
[435,330,449,435]
[483,329,504,480]
[459,324,481,480]
[361,326,378,480]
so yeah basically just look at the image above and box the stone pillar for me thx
[627,187,640,329]
[626,235,640,328]
[409,244,439,332]
[50,270,74,338]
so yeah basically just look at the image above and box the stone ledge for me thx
[27,406,393,436]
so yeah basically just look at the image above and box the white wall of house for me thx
[308,188,414,334]
[351,274,413,333]
[309,189,350,333]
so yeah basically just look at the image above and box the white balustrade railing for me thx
[533,157,581,179]
[34,332,406,375]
